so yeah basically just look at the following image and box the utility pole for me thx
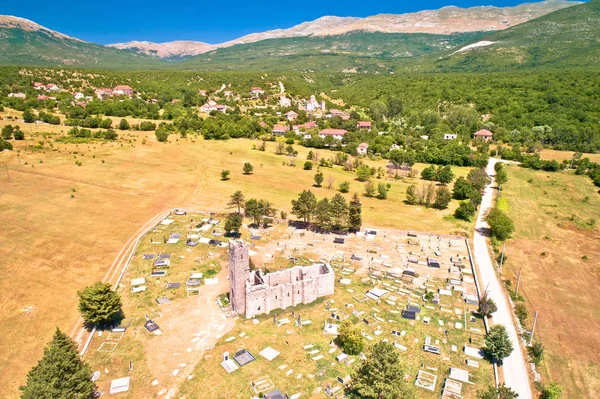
[529,311,539,345]
[515,266,523,297]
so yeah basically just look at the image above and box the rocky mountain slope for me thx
[108,1,578,58]
[108,40,214,59]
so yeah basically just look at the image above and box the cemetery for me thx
[84,209,493,398]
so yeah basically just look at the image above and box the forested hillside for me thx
[179,32,487,72]
[0,26,164,69]
[434,0,600,71]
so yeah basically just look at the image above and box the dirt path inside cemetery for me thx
[473,158,532,399]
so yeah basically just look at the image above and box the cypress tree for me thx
[20,328,96,399]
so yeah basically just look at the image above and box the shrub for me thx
[339,181,350,193]
[515,303,529,321]
[336,321,363,355]
[455,201,476,221]
[303,161,313,170]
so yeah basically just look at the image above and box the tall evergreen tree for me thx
[291,190,317,224]
[20,328,96,399]
[329,193,349,230]
[348,193,362,232]
[346,341,415,399]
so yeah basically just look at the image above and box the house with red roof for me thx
[36,95,50,101]
[318,128,347,140]
[474,129,493,142]
[357,142,369,156]
[33,82,45,90]
[250,87,264,98]
[357,121,372,131]
[285,110,298,121]
[272,125,289,136]
[96,88,113,100]
[113,85,133,96]
[8,92,26,99]
[46,83,60,92]
[293,121,317,133]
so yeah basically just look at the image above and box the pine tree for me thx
[77,282,122,325]
[485,325,514,362]
[20,328,96,399]
[346,341,415,399]
[349,193,362,232]
[228,191,245,214]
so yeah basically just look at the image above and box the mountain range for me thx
[0,0,597,72]
[107,1,577,58]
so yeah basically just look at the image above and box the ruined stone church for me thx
[228,240,335,318]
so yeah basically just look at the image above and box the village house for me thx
[75,101,87,108]
[46,83,60,92]
[293,121,317,133]
[73,92,85,100]
[96,88,113,100]
[250,87,264,98]
[113,85,133,96]
[303,95,325,113]
[272,125,289,136]
[474,129,493,142]
[285,110,298,121]
[8,92,26,99]
[198,90,207,96]
[357,142,369,155]
[32,82,45,90]
[357,121,372,131]
[444,133,458,140]
[36,95,50,101]
[318,128,347,140]
[223,90,233,97]
[279,96,291,107]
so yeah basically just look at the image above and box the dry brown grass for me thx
[501,166,600,398]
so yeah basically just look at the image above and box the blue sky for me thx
[4,0,549,44]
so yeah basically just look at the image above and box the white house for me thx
[46,83,60,92]
[113,85,133,96]
[8,92,26,99]
[250,87,264,98]
[272,125,289,136]
[318,128,347,140]
[73,92,85,100]
[96,88,113,100]
[444,133,457,140]
[279,96,291,107]
[474,129,493,142]
[357,142,369,155]
[285,110,298,121]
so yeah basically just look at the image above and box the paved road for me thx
[473,158,532,399]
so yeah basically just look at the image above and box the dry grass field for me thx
[501,166,600,398]
[0,119,474,398]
